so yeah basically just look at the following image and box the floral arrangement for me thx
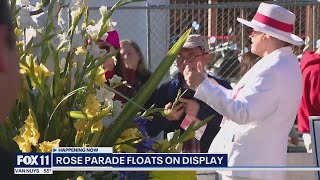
[0,0,207,179]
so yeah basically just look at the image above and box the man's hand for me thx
[164,102,184,121]
[178,98,200,117]
[183,61,206,90]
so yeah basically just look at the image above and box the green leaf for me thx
[85,52,116,74]
[67,111,87,119]
[169,129,181,143]
[99,28,192,147]
[40,46,50,63]
[45,86,87,141]
[49,87,86,122]
[192,115,213,130]
[25,37,34,53]
[33,34,57,48]
[118,0,146,6]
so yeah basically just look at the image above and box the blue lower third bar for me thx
[52,153,228,169]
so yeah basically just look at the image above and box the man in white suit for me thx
[183,3,303,180]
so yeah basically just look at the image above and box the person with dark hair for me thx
[183,3,303,180]
[0,0,23,178]
[146,34,232,153]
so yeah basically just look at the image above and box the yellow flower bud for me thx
[38,139,61,153]
[74,119,88,131]
[19,125,40,146]
[91,120,103,133]
[75,46,87,55]
[82,94,101,119]
[17,41,24,47]
[89,19,95,25]
[120,128,140,139]
[13,136,32,153]
[75,131,84,144]
[81,23,86,29]
[94,66,107,86]
[150,171,197,180]
[14,27,23,37]
[77,176,84,180]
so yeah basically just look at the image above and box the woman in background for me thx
[98,32,151,102]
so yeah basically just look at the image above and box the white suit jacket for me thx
[195,47,302,180]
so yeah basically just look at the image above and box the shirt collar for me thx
[257,46,293,65]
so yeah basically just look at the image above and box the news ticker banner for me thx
[14,147,228,174]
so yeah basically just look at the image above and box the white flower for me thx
[51,3,64,29]
[57,10,65,28]
[16,8,38,29]
[69,0,87,11]
[100,33,108,42]
[16,0,30,6]
[59,58,66,69]
[56,33,70,52]
[34,12,47,28]
[99,6,108,17]
[96,88,115,104]
[24,27,37,44]
[57,32,68,42]
[88,43,105,57]
[108,75,122,86]
[70,0,87,24]
[86,20,103,41]
[70,8,82,23]
[85,7,117,42]
[105,19,117,33]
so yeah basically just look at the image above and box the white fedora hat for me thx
[237,3,304,46]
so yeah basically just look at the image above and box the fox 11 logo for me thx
[14,153,53,175]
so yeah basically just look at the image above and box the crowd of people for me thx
[1,0,320,179]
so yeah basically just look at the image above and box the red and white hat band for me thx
[253,12,293,33]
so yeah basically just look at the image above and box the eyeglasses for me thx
[176,54,207,63]
[246,28,264,37]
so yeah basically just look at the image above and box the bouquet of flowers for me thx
[0,0,207,179]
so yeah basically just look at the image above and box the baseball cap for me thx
[183,34,209,53]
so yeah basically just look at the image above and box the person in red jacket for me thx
[298,47,320,153]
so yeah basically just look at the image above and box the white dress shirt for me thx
[195,47,302,180]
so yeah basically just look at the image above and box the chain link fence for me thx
[91,0,320,83]
[28,1,320,83]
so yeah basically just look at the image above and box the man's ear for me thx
[0,26,8,73]
[202,53,210,65]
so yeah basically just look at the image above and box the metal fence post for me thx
[312,4,316,50]
[146,3,151,70]
[240,8,245,55]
